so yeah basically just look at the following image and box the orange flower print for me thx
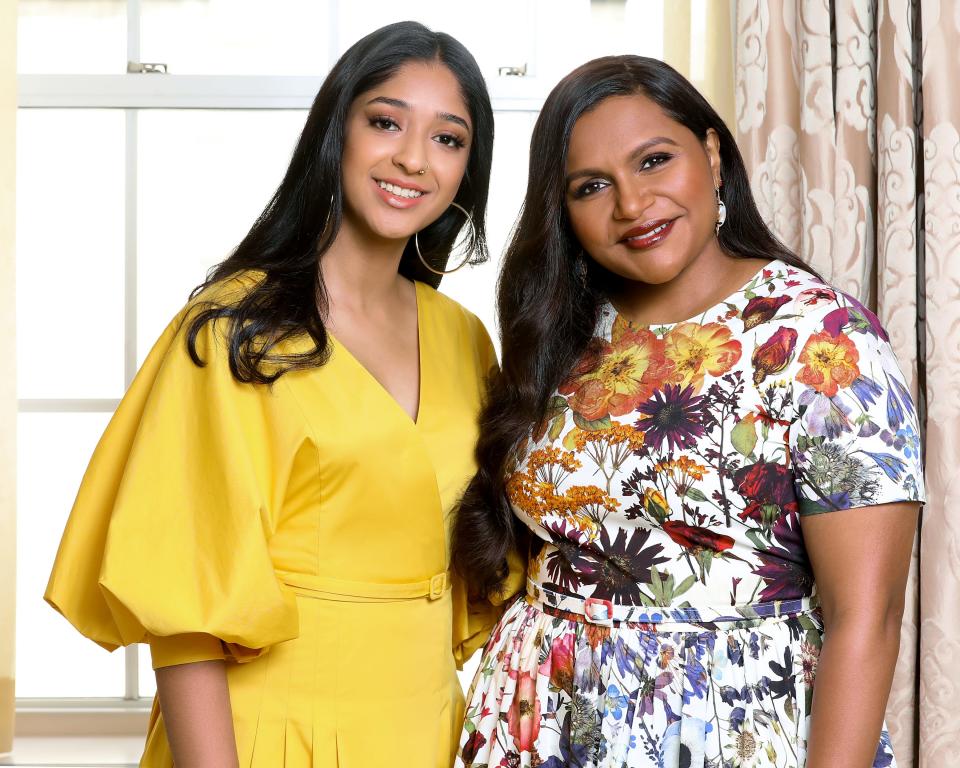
[664,322,742,392]
[796,330,860,397]
[506,447,617,540]
[507,671,541,752]
[559,329,671,420]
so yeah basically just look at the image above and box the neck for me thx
[320,215,411,313]
[612,241,764,326]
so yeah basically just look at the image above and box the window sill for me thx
[0,735,143,766]
[14,700,151,738]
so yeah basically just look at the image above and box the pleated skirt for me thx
[141,588,463,767]
[457,596,899,768]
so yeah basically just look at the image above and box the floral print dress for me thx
[458,261,924,768]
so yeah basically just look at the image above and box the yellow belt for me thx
[278,569,451,602]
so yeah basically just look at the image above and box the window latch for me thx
[498,64,528,77]
[127,62,168,74]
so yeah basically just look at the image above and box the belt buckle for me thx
[583,596,614,626]
[428,573,447,600]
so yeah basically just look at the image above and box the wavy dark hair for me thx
[186,21,494,383]
[453,55,816,597]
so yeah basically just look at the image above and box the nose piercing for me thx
[417,167,428,176]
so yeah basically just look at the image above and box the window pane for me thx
[138,643,157,699]
[16,109,126,399]
[18,0,127,74]
[136,110,307,357]
[140,0,330,75]
[337,0,543,84]
[16,412,125,698]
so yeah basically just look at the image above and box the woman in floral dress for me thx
[453,56,923,768]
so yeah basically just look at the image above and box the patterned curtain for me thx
[734,1,960,765]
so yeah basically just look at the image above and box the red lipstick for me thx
[620,219,675,250]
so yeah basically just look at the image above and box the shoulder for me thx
[417,281,497,370]
[740,261,888,341]
[185,269,266,317]
[141,270,267,382]
[418,282,492,341]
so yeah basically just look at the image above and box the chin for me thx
[602,251,693,286]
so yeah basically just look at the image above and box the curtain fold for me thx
[0,0,17,755]
[734,1,960,765]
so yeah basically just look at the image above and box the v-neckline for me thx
[329,280,425,427]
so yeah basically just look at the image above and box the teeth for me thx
[378,180,423,199]
[630,222,668,239]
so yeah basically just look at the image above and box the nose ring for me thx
[417,167,428,176]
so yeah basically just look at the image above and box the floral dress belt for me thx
[526,578,820,628]
[278,569,451,602]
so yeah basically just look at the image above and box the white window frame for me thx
[16,0,549,732]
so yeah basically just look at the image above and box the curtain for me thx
[734,1,960,765]
[0,0,17,755]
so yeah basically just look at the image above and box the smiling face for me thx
[339,60,472,244]
[564,93,722,286]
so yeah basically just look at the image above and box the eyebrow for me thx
[565,135,681,186]
[365,96,471,132]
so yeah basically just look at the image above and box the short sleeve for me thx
[788,295,926,515]
[45,300,299,665]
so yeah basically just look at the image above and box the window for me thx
[16,0,669,709]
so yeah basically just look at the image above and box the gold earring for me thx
[415,201,476,275]
[715,185,727,234]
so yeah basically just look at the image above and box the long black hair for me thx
[186,21,494,383]
[453,55,814,597]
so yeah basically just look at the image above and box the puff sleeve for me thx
[787,292,926,515]
[44,302,299,667]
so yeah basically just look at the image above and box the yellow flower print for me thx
[664,322,743,392]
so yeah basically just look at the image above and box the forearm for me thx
[155,659,239,768]
[806,616,901,768]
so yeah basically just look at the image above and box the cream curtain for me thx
[734,1,960,765]
[0,0,17,756]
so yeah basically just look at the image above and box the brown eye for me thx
[573,180,608,199]
[640,153,672,171]
[370,116,400,131]
[434,133,466,149]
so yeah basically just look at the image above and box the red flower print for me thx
[507,671,541,752]
[796,330,860,397]
[741,295,791,330]
[663,520,734,553]
[549,632,575,694]
[461,731,487,765]
[795,287,836,307]
[733,461,798,522]
[752,327,798,385]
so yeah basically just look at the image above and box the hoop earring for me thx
[715,185,727,234]
[415,201,476,276]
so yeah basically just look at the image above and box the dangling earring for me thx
[415,201,477,275]
[715,185,727,234]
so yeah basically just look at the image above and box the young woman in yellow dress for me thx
[45,21,515,768]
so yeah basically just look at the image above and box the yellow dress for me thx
[45,275,520,767]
